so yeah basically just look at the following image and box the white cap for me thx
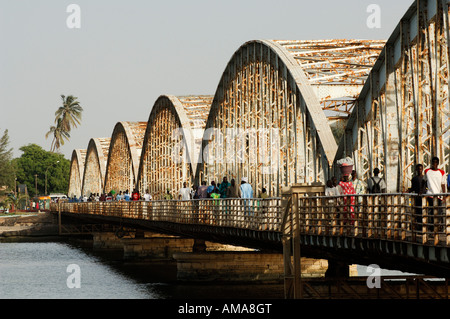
[241,177,248,183]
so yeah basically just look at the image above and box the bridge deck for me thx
[51,193,450,277]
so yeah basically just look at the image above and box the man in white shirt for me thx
[424,157,446,230]
[143,189,152,201]
[179,182,192,200]
[424,157,446,195]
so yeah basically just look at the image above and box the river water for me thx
[0,239,285,299]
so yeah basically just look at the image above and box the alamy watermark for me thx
[66,4,81,29]
[367,4,381,29]
[171,127,281,175]
[366,264,381,289]
[66,264,81,288]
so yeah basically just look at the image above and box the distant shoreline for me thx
[0,212,59,238]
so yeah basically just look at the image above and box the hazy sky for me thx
[1,0,413,160]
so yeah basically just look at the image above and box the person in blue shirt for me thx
[240,177,253,198]
[124,190,131,201]
[206,181,217,197]
[240,177,254,218]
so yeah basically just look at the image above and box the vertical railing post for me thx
[401,194,407,241]
[291,192,302,299]
[367,195,373,238]
[422,196,428,244]
[332,197,338,236]
[386,195,392,239]
[361,195,367,238]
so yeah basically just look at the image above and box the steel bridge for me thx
[62,0,450,298]
[52,189,449,298]
[68,1,450,199]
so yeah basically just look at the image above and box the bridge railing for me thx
[52,193,450,247]
[295,193,450,247]
[53,198,285,232]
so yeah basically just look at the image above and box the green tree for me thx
[0,129,15,189]
[12,144,70,197]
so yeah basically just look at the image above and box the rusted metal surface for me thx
[104,121,147,194]
[334,0,450,192]
[67,149,86,198]
[275,39,385,123]
[137,95,212,199]
[81,137,111,196]
[197,39,382,197]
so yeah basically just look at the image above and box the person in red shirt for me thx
[131,189,140,201]
[337,174,356,224]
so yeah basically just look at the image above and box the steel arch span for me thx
[196,39,384,197]
[137,95,212,200]
[334,0,450,192]
[81,137,111,197]
[104,121,147,195]
[67,149,86,198]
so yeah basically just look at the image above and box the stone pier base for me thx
[173,252,331,283]
[123,237,197,260]
[91,232,355,283]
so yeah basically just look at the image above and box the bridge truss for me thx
[81,137,111,197]
[67,0,450,203]
[137,95,212,200]
[334,0,450,192]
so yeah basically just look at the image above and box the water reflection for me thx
[0,241,156,299]
[0,240,285,299]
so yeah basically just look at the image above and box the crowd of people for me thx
[326,157,447,199]
[326,156,447,230]
[177,177,258,201]
[69,188,152,203]
[72,156,448,205]
[69,176,268,203]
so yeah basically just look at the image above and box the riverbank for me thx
[0,212,59,238]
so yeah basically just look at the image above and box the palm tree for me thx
[45,118,70,152]
[55,95,83,133]
[45,95,83,153]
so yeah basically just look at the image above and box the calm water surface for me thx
[0,241,157,299]
[1,240,416,300]
[0,240,284,299]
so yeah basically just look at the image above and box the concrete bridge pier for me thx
[122,237,209,260]
[92,232,243,261]
[91,232,335,283]
[173,252,332,283]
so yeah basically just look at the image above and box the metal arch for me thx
[104,121,147,194]
[137,95,212,199]
[273,39,385,141]
[196,39,382,196]
[334,0,450,192]
[81,137,111,197]
[67,149,86,198]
